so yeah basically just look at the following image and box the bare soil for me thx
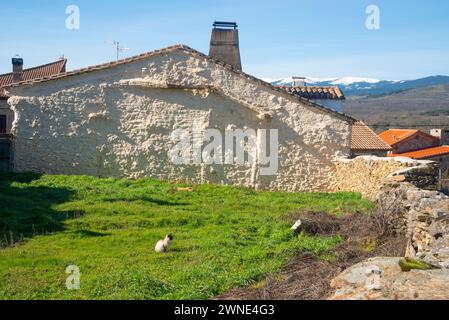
[215,211,406,300]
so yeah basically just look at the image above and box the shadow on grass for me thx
[101,196,190,206]
[71,229,111,238]
[0,172,79,247]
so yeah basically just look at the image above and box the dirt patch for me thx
[215,211,406,300]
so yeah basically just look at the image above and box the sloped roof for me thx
[351,121,392,151]
[278,86,345,100]
[379,129,418,146]
[4,44,356,123]
[379,129,440,146]
[389,145,449,160]
[0,59,66,98]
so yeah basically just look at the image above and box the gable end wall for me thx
[7,49,352,192]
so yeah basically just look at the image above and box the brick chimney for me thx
[209,21,242,71]
[12,57,24,83]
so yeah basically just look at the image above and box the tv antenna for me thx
[107,40,130,61]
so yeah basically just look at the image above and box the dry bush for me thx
[216,211,406,300]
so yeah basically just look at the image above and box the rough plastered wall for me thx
[7,47,351,192]
[330,156,436,200]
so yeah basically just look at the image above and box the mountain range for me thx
[266,75,449,97]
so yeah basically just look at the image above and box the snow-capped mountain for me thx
[265,75,449,96]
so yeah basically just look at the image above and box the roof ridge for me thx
[7,44,187,87]
[383,129,417,133]
[6,43,356,123]
[179,45,354,121]
[284,85,342,88]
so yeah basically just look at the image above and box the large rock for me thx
[329,257,449,300]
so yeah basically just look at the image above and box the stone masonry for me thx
[330,158,449,300]
[330,156,437,200]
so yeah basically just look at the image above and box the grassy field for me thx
[0,173,373,300]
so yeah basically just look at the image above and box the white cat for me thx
[155,234,173,253]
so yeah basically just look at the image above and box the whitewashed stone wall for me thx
[7,47,352,191]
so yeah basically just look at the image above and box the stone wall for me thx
[330,156,437,200]
[330,171,449,300]
[378,182,449,268]
[6,46,352,192]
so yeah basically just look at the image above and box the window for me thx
[0,115,7,134]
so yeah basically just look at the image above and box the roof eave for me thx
[5,45,356,123]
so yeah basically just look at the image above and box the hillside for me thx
[342,84,449,132]
[268,75,449,97]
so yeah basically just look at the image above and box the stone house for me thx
[278,85,345,113]
[379,129,442,154]
[3,25,386,191]
[379,128,449,182]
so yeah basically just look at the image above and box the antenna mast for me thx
[109,41,130,61]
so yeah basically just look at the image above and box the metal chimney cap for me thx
[213,21,238,29]
[12,57,23,65]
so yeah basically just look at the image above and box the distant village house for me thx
[379,128,449,180]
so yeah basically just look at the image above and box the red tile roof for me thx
[389,146,449,160]
[278,86,345,100]
[351,121,392,151]
[379,129,439,146]
[0,59,66,98]
[3,45,357,123]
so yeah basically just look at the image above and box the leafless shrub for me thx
[216,210,406,300]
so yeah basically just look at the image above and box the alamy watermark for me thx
[365,265,382,290]
[365,5,381,30]
[66,265,80,290]
[168,123,278,176]
[66,5,80,30]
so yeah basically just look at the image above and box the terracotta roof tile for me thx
[378,129,418,146]
[3,44,357,123]
[351,121,392,151]
[379,129,440,146]
[389,146,449,159]
[278,86,345,100]
[0,59,66,98]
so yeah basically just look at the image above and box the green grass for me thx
[0,173,373,300]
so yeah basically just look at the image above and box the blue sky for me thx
[0,0,448,79]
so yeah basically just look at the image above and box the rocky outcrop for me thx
[329,257,449,300]
[329,180,449,300]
